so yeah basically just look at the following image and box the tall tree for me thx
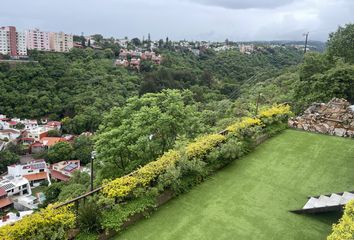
[327,23,354,64]
[95,89,204,178]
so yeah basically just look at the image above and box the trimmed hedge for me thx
[327,200,354,240]
[0,104,292,239]
[0,205,75,240]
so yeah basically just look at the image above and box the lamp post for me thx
[255,93,262,116]
[90,151,97,191]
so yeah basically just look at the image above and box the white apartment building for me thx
[0,26,27,56]
[16,31,27,56]
[0,28,10,55]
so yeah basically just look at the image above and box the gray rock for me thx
[334,128,346,137]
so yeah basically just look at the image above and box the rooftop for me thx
[23,172,48,181]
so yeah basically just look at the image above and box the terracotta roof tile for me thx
[23,172,48,181]
[0,197,12,209]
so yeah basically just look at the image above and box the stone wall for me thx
[288,98,354,137]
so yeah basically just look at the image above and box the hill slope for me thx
[113,130,354,240]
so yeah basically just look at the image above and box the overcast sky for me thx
[1,0,353,41]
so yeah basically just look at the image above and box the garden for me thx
[114,129,354,239]
[3,105,354,240]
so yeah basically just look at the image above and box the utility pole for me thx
[303,32,309,54]
[90,151,97,191]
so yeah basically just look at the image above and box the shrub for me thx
[134,150,181,186]
[226,117,262,133]
[0,205,75,240]
[102,175,139,198]
[102,150,180,198]
[205,138,250,169]
[186,134,226,159]
[101,194,156,232]
[174,157,208,193]
[77,201,102,234]
[0,105,292,238]
[328,200,354,240]
[75,232,98,240]
[259,104,292,118]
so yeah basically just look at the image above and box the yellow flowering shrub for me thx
[0,205,75,240]
[259,104,292,118]
[134,150,181,186]
[226,117,262,133]
[102,175,139,198]
[186,134,226,159]
[328,200,354,240]
[102,150,181,198]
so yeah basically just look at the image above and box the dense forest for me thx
[0,42,303,134]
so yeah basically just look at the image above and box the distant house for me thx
[62,134,76,141]
[23,119,38,130]
[30,142,44,154]
[24,126,49,140]
[0,187,12,211]
[50,160,81,182]
[0,210,33,227]
[0,175,31,197]
[115,59,129,67]
[19,137,35,146]
[41,137,67,148]
[0,129,21,141]
[46,121,61,130]
[0,120,10,130]
[7,160,51,187]
[130,58,141,70]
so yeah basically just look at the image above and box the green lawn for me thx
[113,130,354,240]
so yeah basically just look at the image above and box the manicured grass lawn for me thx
[114,130,354,240]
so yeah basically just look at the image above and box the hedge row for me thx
[0,104,292,239]
[0,205,75,240]
[327,200,354,240]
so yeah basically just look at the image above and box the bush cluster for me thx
[328,200,354,240]
[0,205,75,240]
[0,104,291,239]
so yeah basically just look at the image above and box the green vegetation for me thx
[0,40,302,134]
[113,130,354,240]
[37,135,94,165]
[0,105,290,239]
[328,200,354,240]
[0,150,19,174]
[0,23,353,239]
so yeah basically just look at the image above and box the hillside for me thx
[113,130,354,240]
[0,23,353,240]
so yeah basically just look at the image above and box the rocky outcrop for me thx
[288,98,354,137]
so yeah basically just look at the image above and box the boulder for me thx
[334,128,346,137]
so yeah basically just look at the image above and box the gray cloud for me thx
[0,0,353,41]
[188,0,296,9]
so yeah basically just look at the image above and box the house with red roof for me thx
[50,160,81,182]
[7,159,51,187]
[41,137,67,148]
[0,187,12,211]
[30,142,44,154]
[46,121,61,130]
